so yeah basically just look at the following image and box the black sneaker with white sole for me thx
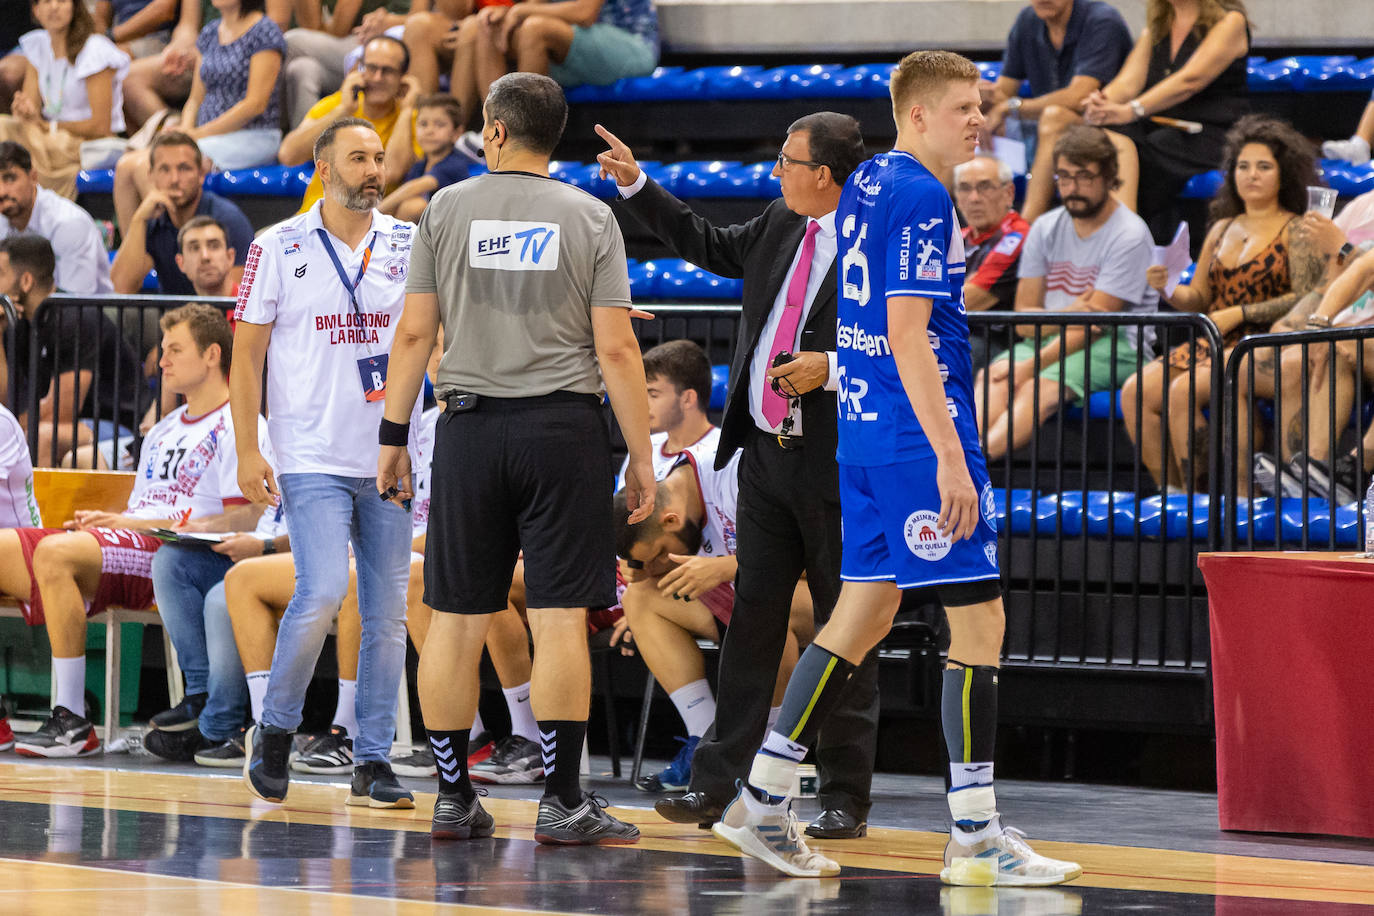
[470,735,543,784]
[149,692,208,732]
[432,789,495,840]
[291,725,353,774]
[347,761,415,809]
[534,792,640,846]
[194,727,247,768]
[244,723,293,803]
[15,706,100,758]
[145,726,213,762]
[391,746,437,777]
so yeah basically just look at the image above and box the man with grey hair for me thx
[232,117,420,811]
[380,72,654,845]
[955,154,1030,369]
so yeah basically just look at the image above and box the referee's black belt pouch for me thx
[439,390,602,413]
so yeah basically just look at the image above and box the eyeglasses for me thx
[361,63,402,78]
[955,180,1007,196]
[777,151,824,171]
[1053,170,1104,187]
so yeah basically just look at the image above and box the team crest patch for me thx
[984,542,999,567]
[385,257,408,281]
[903,510,951,561]
[981,482,996,529]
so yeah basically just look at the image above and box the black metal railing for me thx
[1224,325,1374,550]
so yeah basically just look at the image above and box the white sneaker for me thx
[1322,135,1372,166]
[711,784,840,878]
[941,825,1082,887]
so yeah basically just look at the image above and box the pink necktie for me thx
[762,220,821,427]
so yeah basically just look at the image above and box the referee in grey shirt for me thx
[378,72,655,845]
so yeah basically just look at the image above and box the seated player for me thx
[613,452,814,794]
[380,93,469,221]
[0,303,264,756]
[616,339,720,487]
[0,399,39,753]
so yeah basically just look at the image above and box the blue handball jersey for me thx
[834,149,981,466]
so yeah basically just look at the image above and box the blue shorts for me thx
[839,454,1001,590]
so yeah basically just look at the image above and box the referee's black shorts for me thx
[423,392,616,614]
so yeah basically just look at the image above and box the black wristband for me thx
[379,418,409,447]
[260,537,276,555]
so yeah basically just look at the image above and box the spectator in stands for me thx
[0,299,259,758]
[0,234,147,468]
[401,0,477,121]
[983,0,1132,157]
[381,92,468,220]
[0,0,130,199]
[282,0,419,127]
[1322,93,1374,167]
[471,0,657,109]
[0,16,29,114]
[278,34,414,213]
[177,215,239,297]
[976,126,1157,462]
[95,0,181,57]
[112,132,253,296]
[1122,114,1315,493]
[0,142,112,295]
[955,154,1030,370]
[119,0,201,131]
[1026,0,1250,232]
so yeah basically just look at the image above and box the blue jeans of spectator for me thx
[264,473,410,763]
[149,544,247,742]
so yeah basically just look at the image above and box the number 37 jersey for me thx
[834,150,981,466]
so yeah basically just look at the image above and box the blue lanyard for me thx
[316,228,377,314]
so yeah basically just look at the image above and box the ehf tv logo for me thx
[469,220,561,271]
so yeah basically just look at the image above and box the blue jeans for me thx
[265,474,410,762]
[149,544,247,742]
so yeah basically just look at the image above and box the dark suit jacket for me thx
[616,178,840,499]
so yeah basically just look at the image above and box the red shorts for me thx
[14,527,161,625]
[587,565,629,635]
[698,581,736,628]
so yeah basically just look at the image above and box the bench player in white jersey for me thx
[0,303,265,757]
[612,444,815,794]
[711,51,1082,886]
[0,403,41,530]
[616,340,721,488]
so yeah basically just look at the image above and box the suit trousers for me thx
[689,429,880,817]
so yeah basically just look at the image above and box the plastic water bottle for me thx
[1365,478,1374,555]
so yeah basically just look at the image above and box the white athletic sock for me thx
[333,679,358,736]
[502,681,538,742]
[52,656,85,718]
[471,708,485,736]
[668,679,716,737]
[950,761,994,790]
[766,705,782,733]
[246,671,270,724]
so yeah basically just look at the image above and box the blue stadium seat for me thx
[1035,492,1084,536]
[1083,491,1138,538]
[826,64,895,99]
[1180,170,1225,200]
[654,259,743,300]
[77,169,115,194]
[710,364,729,410]
[1062,389,1123,421]
[627,259,659,298]
[210,165,311,197]
[1291,55,1361,91]
[991,488,1035,536]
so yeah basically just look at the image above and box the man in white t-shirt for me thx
[617,340,720,488]
[231,118,419,810]
[976,125,1156,460]
[0,303,262,758]
[0,402,41,529]
[0,141,113,295]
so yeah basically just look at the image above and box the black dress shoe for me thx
[654,791,725,828]
[805,808,867,839]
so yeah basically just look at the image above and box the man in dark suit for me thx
[596,113,879,839]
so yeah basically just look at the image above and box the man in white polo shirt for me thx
[230,117,420,810]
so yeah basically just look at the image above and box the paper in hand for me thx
[990,136,1027,176]
[1151,222,1192,297]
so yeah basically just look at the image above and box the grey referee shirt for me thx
[406,170,634,398]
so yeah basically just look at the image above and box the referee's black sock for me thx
[429,729,474,801]
[538,719,587,807]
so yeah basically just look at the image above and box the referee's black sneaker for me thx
[431,789,495,840]
[244,723,293,803]
[534,792,640,845]
[149,692,208,732]
[347,761,415,809]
